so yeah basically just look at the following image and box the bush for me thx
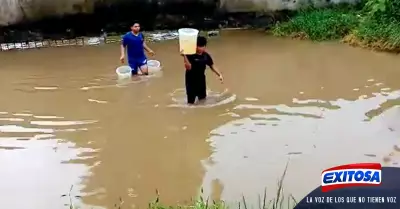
[353,18,400,49]
[349,0,400,51]
[272,8,359,41]
[271,0,400,52]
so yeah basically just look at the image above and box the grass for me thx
[272,7,359,41]
[343,17,400,52]
[148,162,297,209]
[271,1,400,52]
[64,163,297,209]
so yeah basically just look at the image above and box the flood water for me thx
[1,30,400,209]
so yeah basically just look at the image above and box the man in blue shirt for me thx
[120,22,155,75]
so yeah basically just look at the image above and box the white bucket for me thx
[115,65,132,79]
[147,60,161,73]
[178,28,199,55]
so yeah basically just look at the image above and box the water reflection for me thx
[202,88,400,206]
[0,112,98,209]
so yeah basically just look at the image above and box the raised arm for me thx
[183,55,192,70]
[180,50,192,70]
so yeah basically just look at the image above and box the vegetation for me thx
[148,163,297,209]
[271,0,400,52]
[147,194,297,209]
[64,164,297,209]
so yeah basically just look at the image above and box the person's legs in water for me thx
[129,58,148,76]
[197,74,207,103]
[186,87,196,105]
[138,58,149,75]
[185,75,197,105]
[129,62,140,76]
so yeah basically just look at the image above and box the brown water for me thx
[1,30,400,209]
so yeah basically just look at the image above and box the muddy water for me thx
[1,30,400,209]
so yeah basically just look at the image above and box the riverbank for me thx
[0,30,223,51]
[271,1,400,53]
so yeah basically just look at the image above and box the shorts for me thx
[185,74,207,104]
[128,57,147,75]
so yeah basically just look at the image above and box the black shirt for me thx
[186,52,214,76]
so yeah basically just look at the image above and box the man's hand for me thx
[180,50,185,56]
[218,74,224,83]
[185,62,192,70]
[148,50,155,56]
[120,55,125,63]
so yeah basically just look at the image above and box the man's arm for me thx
[210,65,222,77]
[143,42,153,53]
[206,53,223,82]
[120,35,127,63]
[206,53,222,76]
[142,34,155,55]
[120,44,126,56]
[183,55,191,70]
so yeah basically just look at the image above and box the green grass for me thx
[271,1,400,52]
[148,163,297,209]
[148,188,297,209]
[349,17,400,52]
[65,163,297,209]
[272,8,359,41]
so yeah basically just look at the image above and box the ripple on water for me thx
[13,113,33,117]
[0,118,24,122]
[88,99,108,104]
[80,71,163,91]
[168,88,236,108]
[34,86,59,90]
[30,120,98,126]
[201,90,400,207]
[34,115,64,119]
[244,97,259,101]
[81,78,148,90]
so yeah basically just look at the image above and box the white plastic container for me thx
[115,65,132,79]
[147,60,161,73]
[178,28,199,55]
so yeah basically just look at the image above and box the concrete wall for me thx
[0,0,360,26]
[0,0,92,26]
[219,0,359,12]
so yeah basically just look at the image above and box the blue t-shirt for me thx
[122,32,145,60]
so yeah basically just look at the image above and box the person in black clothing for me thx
[181,36,223,105]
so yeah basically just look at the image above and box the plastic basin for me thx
[116,65,132,79]
[147,60,161,73]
